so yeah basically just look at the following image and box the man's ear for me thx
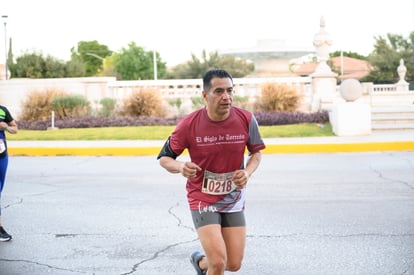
[202,90,207,100]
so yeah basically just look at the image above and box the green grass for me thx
[260,123,332,138]
[7,123,333,141]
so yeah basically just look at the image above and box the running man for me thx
[158,68,265,275]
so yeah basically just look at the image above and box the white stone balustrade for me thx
[0,76,411,119]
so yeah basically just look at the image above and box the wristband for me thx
[6,126,10,132]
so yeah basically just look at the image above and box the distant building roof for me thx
[220,39,313,76]
[292,56,373,80]
[220,39,313,60]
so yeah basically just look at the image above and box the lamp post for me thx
[84,52,105,61]
[1,15,8,80]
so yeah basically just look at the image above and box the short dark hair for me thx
[203,68,233,92]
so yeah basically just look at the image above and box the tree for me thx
[167,50,254,79]
[114,42,167,80]
[362,32,414,84]
[70,41,112,76]
[214,54,255,78]
[12,51,69,78]
[7,37,14,78]
[13,52,45,78]
[44,55,66,78]
[65,58,86,77]
[99,53,119,78]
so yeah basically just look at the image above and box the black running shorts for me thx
[190,210,246,229]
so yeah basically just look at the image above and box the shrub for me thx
[168,98,182,109]
[52,95,91,119]
[191,96,204,110]
[190,95,251,111]
[99,97,117,117]
[19,88,67,121]
[232,95,250,110]
[16,111,329,130]
[259,83,301,112]
[254,111,329,126]
[17,115,183,130]
[121,88,166,117]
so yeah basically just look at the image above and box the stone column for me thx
[310,17,338,112]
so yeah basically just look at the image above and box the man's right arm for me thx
[159,156,185,174]
[159,156,201,179]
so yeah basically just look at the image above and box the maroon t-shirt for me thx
[169,107,266,212]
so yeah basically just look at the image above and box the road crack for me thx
[120,202,197,275]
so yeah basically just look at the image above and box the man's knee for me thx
[208,255,226,272]
[226,261,242,272]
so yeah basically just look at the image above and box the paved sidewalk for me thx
[7,130,414,156]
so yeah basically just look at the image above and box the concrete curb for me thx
[7,141,414,156]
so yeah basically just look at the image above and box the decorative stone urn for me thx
[396,58,409,91]
[310,17,337,112]
[313,17,333,74]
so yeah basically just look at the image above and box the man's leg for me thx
[191,211,246,274]
[197,224,227,275]
[222,226,246,271]
[0,155,12,241]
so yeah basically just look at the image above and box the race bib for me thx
[0,139,5,154]
[202,170,236,195]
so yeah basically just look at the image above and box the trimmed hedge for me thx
[254,111,329,126]
[17,111,329,130]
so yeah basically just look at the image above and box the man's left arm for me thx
[245,151,262,177]
[232,151,262,188]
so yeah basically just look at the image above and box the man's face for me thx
[202,77,234,121]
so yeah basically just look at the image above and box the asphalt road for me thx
[0,152,413,275]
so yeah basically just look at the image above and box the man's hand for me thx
[232,170,250,189]
[180,162,202,178]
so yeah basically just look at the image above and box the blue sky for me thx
[2,0,413,66]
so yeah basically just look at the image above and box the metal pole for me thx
[51,111,55,129]
[1,15,7,80]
